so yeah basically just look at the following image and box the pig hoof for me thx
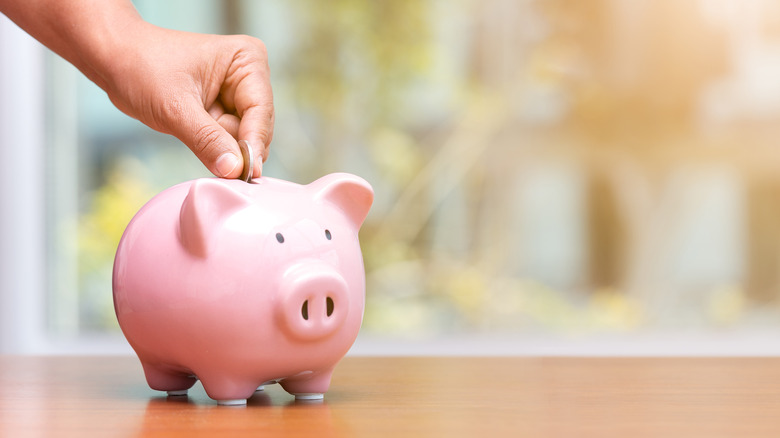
[217,399,247,406]
[294,393,324,401]
[256,385,265,392]
[167,390,188,396]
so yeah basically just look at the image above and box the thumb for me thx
[170,104,242,179]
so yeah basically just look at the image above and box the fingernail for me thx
[257,154,263,177]
[215,153,240,178]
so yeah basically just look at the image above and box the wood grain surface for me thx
[2,355,780,437]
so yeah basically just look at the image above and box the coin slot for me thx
[326,297,334,317]
[301,300,309,320]
[276,233,285,243]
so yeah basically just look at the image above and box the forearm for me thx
[0,0,144,90]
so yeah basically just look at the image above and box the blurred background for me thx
[4,0,780,354]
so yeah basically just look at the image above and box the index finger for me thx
[221,37,274,177]
[239,101,274,177]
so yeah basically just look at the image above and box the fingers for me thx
[170,97,243,179]
[208,99,267,177]
[221,36,274,178]
[207,101,240,138]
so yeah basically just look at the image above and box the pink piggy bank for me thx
[112,173,373,405]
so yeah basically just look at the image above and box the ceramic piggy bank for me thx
[112,173,373,405]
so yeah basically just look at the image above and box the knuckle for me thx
[233,35,267,56]
[224,36,270,81]
[250,125,272,147]
[260,102,275,120]
[245,34,267,52]
[244,103,275,141]
[253,126,272,145]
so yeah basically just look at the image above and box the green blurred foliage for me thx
[77,157,156,330]
[288,0,432,127]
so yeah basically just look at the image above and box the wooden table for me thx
[2,356,780,437]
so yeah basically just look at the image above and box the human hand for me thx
[101,22,273,178]
[0,0,273,178]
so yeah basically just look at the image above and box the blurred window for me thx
[33,0,780,353]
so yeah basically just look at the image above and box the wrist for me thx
[74,2,148,92]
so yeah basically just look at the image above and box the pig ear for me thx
[179,179,251,257]
[312,173,374,228]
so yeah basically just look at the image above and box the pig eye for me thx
[276,233,285,243]
[325,229,332,240]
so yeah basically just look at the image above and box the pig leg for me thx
[279,368,334,400]
[197,373,259,406]
[140,362,197,396]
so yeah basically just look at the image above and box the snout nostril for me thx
[326,297,334,317]
[301,300,309,320]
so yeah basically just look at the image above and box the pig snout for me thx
[277,261,349,341]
